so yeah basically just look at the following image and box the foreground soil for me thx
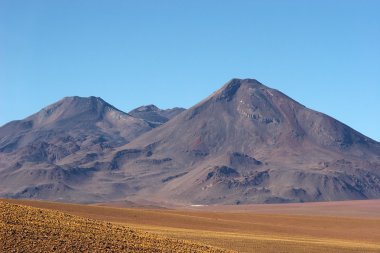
[2,199,380,253]
[0,201,229,253]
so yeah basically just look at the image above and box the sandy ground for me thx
[2,198,380,253]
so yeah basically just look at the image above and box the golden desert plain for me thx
[1,198,380,253]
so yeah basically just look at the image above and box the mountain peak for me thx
[132,104,160,113]
[1,78,380,205]
[57,96,109,108]
[31,96,126,127]
[221,78,266,89]
[129,104,185,126]
[213,78,269,102]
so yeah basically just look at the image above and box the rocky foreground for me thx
[0,201,230,253]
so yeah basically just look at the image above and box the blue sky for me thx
[0,1,379,141]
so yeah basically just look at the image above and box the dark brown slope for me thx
[103,79,380,204]
[0,96,155,202]
[129,105,185,127]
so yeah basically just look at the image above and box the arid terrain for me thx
[0,200,228,253]
[2,198,380,253]
[1,79,380,205]
[2,1,378,252]
[1,79,380,252]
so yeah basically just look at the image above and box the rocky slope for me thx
[0,201,229,252]
[0,97,156,201]
[1,79,380,204]
[103,79,380,204]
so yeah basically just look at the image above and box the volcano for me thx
[104,79,380,204]
[1,79,379,204]
[0,96,155,201]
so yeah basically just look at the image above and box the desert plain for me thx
[2,198,380,253]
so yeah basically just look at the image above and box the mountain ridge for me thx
[0,78,379,204]
[107,78,380,204]
[129,104,185,127]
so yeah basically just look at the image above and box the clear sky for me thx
[0,1,379,141]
